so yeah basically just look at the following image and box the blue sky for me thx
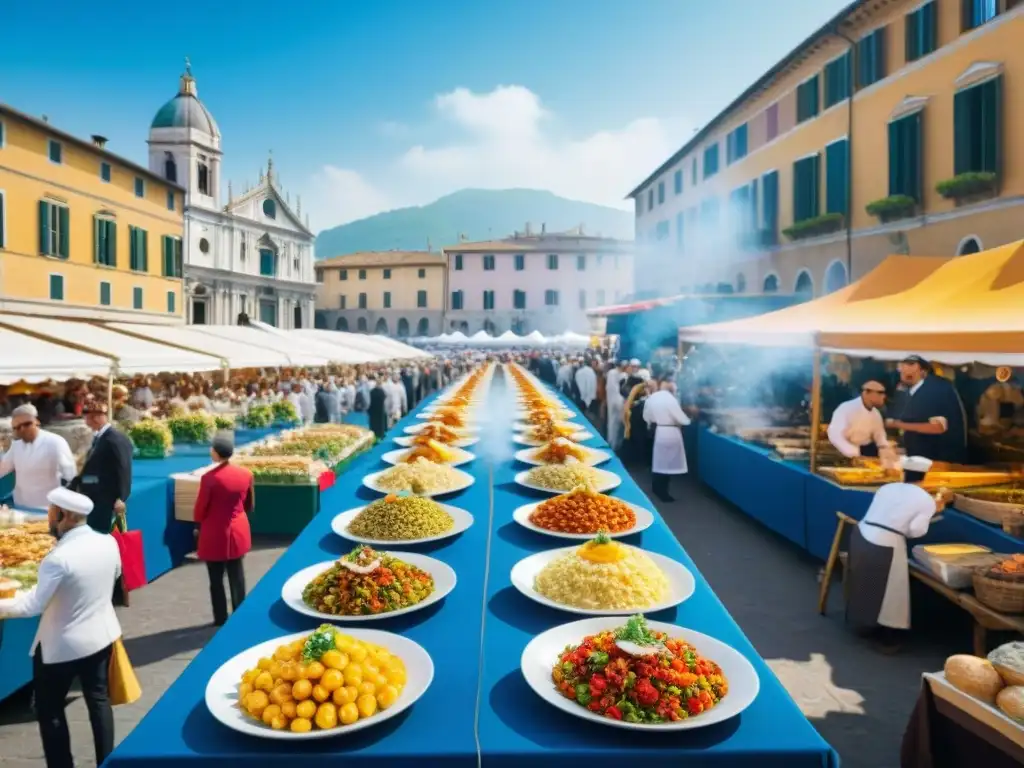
[1,0,852,230]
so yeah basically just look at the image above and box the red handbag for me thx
[318,470,336,492]
[111,509,148,592]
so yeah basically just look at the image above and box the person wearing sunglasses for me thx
[0,404,77,510]
[826,379,896,466]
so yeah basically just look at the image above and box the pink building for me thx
[441,226,634,335]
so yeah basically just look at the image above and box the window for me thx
[417,290,427,308]
[239,234,246,261]
[166,190,175,211]
[906,2,938,62]
[454,254,463,270]
[451,290,464,310]
[0,119,4,147]
[162,236,183,277]
[263,199,276,219]
[647,189,654,211]
[726,124,748,164]
[129,225,148,272]
[259,248,276,277]
[544,289,559,307]
[49,274,64,301]
[340,269,348,280]
[483,254,495,270]
[889,112,923,201]
[763,274,779,293]
[483,290,495,310]
[702,144,720,178]
[825,139,850,216]
[99,281,111,306]
[825,261,848,294]
[795,271,814,296]
[857,27,887,89]
[765,102,778,142]
[793,154,821,223]
[358,269,367,280]
[358,292,368,309]
[164,154,177,183]
[514,254,525,271]
[576,254,586,271]
[133,287,143,310]
[418,268,426,278]
[578,290,587,310]
[596,289,606,305]
[824,52,852,108]
[383,268,392,279]
[315,269,324,283]
[547,253,558,270]
[93,217,117,266]
[167,291,176,313]
[729,184,755,246]
[100,162,111,182]
[513,290,526,310]
[197,162,209,195]
[796,76,820,122]
[48,140,62,164]
[954,76,1003,176]
[676,212,685,251]
[383,291,392,308]
[655,220,670,241]
[657,181,665,204]
[691,157,698,185]
[357,317,367,332]
[700,198,720,230]
[962,0,999,31]
[38,200,69,258]
[134,177,145,198]
[674,169,683,195]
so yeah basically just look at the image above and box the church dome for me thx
[151,64,220,137]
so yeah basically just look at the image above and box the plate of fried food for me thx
[515,438,610,467]
[381,440,475,467]
[514,464,621,495]
[393,422,479,449]
[512,486,652,539]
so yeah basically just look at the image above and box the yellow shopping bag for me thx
[109,638,142,706]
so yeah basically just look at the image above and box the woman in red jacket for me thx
[194,433,254,626]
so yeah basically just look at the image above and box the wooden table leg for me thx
[818,518,847,615]
[973,621,987,657]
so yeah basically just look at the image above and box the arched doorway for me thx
[794,270,814,297]
[483,319,496,334]
[459,321,469,333]
[824,260,848,294]
[417,318,430,336]
[397,318,410,337]
[335,317,349,331]
[293,305,303,329]
[375,317,388,335]
[511,318,526,334]
[957,236,982,256]
[357,317,368,332]
[735,273,747,294]
[314,311,328,329]
[762,274,779,293]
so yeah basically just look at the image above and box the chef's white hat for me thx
[47,487,94,516]
[900,456,933,474]
[629,358,641,366]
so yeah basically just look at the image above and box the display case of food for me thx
[816,461,1023,492]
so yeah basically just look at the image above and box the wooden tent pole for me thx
[809,346,823,474]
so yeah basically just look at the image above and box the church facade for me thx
[147,63,316,328]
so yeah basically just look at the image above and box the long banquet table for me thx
[104,375,838,767]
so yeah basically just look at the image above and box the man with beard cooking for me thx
[885,355,968,464]
[827,379,896,465]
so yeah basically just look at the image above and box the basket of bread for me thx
[973,554,1024,614]
[941,644,1024,734]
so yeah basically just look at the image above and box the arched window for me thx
[735,273,747,294]
[397,318,410,337]
[164,153,177,183]
[763,274,779,293]
[483,319,496,334]
[335,317,349,331]
[375,317,388,335]
[314,311,327,329]
[417,317,430,336]
[511,318,526,334]
[824,261,848,294]
[357,317,368,332]
[459,321,469,333]
[957,236,982,256]
[794,270,814,297]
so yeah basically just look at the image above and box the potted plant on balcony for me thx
[865,195,917,224]
[781,212,845,242]
[935,171,997,206]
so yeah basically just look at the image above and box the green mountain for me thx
[315,188,634,257]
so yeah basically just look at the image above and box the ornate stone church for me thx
[147,61,316,327]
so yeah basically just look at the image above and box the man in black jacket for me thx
[71,399,133,534]
[368,379,388,439]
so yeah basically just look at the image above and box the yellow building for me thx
[314,251,446,337]
[630,0,1023,298]
[0,103,185,322]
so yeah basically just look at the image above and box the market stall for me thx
[106,323,294,369]
[191,326,332,367]
[103,365,836,768]
[292,328,423,361]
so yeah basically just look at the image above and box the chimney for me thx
[541,222,546,235]
[91,135,108,148]
[524,222,532,236]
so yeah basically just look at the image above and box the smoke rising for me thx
[476,365,518,464]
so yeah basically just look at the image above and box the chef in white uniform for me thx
[827,380,895,464]
[605,361,628,451]
[574,361,597,417]
[643,379,691,502]
[0,404,77,510]
[845,456,948,652]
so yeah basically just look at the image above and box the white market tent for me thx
[554,330,591,348]
[0,326,112,384]
[525,330,546,343]
[244,322,380,364]
[468,330,492,347]
[447,331,469,344]
[192,325,333,367]
[0,315,223,375]
[291,329,396,361]
[107,322,293,369]
[367,334,432,359]
[496,330,523,347]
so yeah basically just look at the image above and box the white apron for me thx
[652,425,688,475]
[858,522,910,630]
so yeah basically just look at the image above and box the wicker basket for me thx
[955,493,1024,526]
[973,569,1024,614]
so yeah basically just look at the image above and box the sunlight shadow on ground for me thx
[767,653,866,718]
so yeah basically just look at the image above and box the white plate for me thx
[512,499,653,540]
[514,468,621,495]
[515,408,575,422]
[513,431,592,447]
[381,447,476,467]
[521,618,759,731]
[205,628,434,740]
[362,466,475,497]
[393,435,480,449]
[514,420,581,434]
[416,408,486,423]
[331,502,474,545]
[514,445,610,467]
[404,422,480,436]
[509,546,694,615]
[281,554,457,622]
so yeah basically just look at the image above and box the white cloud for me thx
[303,85,687,230]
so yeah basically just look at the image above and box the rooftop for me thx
[316,251,446,269]
[444,226,633,254]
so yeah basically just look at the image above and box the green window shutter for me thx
[142,229,148,272]
[923,2,937,55]
[960,0,971,32]
[887,120,901,195]
[168,291,176,314]
[38,201,50,255]
[983,75,1003,178]
[129,226,137,269]
[826,140,849,216]
[109,221,116,267]
[100,282,111,306]
[93,217,100,263]
[905,10,916,62]
[761,171,779,243]
[953,89,972,175]
[57,206,69,259]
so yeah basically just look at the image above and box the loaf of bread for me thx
[945,654,1004,703]
[988,642,1024,687]
[996,686,1024,722]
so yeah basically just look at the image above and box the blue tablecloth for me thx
[105,383,837,768]
[0,613,38,702]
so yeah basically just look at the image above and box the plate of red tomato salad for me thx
[521,615,759,730]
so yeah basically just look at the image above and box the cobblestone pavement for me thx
[0,471,982,768]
